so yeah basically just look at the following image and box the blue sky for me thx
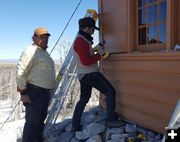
[0,0,98,60]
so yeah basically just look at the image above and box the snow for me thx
[0,99,13,123]
[0,119,24,142]
[0,99,24,142]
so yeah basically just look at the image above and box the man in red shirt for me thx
[72,17,120,131]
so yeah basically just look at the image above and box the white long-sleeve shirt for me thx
[16,44,56,91]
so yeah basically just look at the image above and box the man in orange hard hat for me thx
[16,27,56,142]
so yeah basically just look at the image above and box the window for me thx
[137,0,167,51]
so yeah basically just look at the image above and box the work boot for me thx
[107,120,125,127]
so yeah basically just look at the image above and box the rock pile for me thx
[45,107,163,142]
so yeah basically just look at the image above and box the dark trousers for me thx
[72,72,116,129]
[22,83,50,142]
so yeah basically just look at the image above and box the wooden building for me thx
[98,0,180,134]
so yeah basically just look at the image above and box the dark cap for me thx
[79,17,99,30]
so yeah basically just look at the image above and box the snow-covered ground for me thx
[0,119,24,142]
[0,62,99,142]
[0,99,13,123]
[0,99,24,142]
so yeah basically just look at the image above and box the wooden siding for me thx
[178,0,180,44]
[98,0,180,50]
[166,0,176,50]
[99,52,180,133]
[98,0,180,134]
[98,0,129,52]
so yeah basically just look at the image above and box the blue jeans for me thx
[72,72,116,129]
[22,83,50,142]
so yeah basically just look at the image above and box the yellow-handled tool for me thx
[92,41,111,60]
[126,134,147,142]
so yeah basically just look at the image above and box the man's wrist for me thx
[20,89,28,95]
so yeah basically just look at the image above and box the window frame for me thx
[136,0,167,51]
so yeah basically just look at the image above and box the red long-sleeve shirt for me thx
[74,37,101,66]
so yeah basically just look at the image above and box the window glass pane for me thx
[148,25,158,44]
[148,4,157,24]
[159,1,167,22]
[139,28,146,45]
[159,23,166,43]
[138,8,146,26]
[138,0,147,7]
[148,0,157,4]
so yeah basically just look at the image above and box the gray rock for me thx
[147,134,158,141]
[85,135,102,142]
[65,123,72,132]
[71,137,80,142]
[107,138,125,142]
[93,110,107,123]
[148,131,156,138]
[54,131,74,142]
[76,123,105,140]
[44,107,163,142]
[105,128,111,141]
[155,134,162,140]
[136,127,148,136]
[49,119,72,133]
[81,107,107,125]
[81,113,95,125]
[46,124,62,138]
[45,121,73,141]
[111,133,130,139]
[109,127,124,134]
[125,124,136,133]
